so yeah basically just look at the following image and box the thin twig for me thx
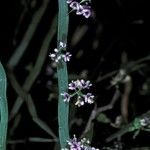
[96,88,120,114]
[80,104,97,138]
[96,70,117,83]
[12,0,29,46]
[7,0,50,69]
[8,15,57,121]
[81,88,120,137]
[8,137,58,144]
[121,76,132,124]
[7,69,57,139]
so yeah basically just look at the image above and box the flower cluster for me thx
[67,0,92,18]
[49,42,72,63]
[62,135,99,150]
[61,79,94,107]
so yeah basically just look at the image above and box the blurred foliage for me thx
[96,113,111,124]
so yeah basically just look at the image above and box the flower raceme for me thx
[69,80,92,90]
[49,43,95,107]
[62,135,99,150]
[67,0,92,18]
[61,79,94,107]
[49,42,72,63]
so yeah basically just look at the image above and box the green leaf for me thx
[96,113,110,123]
[57,0,69,148]
[0,62,8,150]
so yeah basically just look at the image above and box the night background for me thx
[0,0,150,150]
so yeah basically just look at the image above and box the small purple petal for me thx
[69,80,78,90]
[61,92,71,102]
[84,93,94,104]
[77,80,92,89]
[64,135,99,150]
[70,1,80,10]
[82,9,91,18]
[62,52,72,62]
[76,5,84,15]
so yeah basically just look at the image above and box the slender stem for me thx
[57,0,70,148]
[8,15,57,121]
[7,0,50,69]
[70,89,82,97]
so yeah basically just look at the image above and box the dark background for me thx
[0,0,150,150]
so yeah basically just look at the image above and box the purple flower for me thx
[49,53,61,63]
[67,0,92,19]
[68,80,92,90]
[62,52,72,62]
[61,92,71,102]
[68,135,82,150]
[49,47,71,63]
[69,80,78,90]
[67,80,94,107]
[62,135,99,150]
[140,117,150,127]
[49,48,62,63]
[70,1,80,10]
[80,80,92,89]
[76,5,84,15]
[59,41,66,49]
[83,93,94,104]
[82,8,91,18]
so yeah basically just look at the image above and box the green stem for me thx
[57,0,70,148]
[71,89,82,97]
[0,62,8,150]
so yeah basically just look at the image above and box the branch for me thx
[8,15,57,121]
[7,69,57,139]
[8,137,58,144]
[81,88,120,137]
[7,0,50,69]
